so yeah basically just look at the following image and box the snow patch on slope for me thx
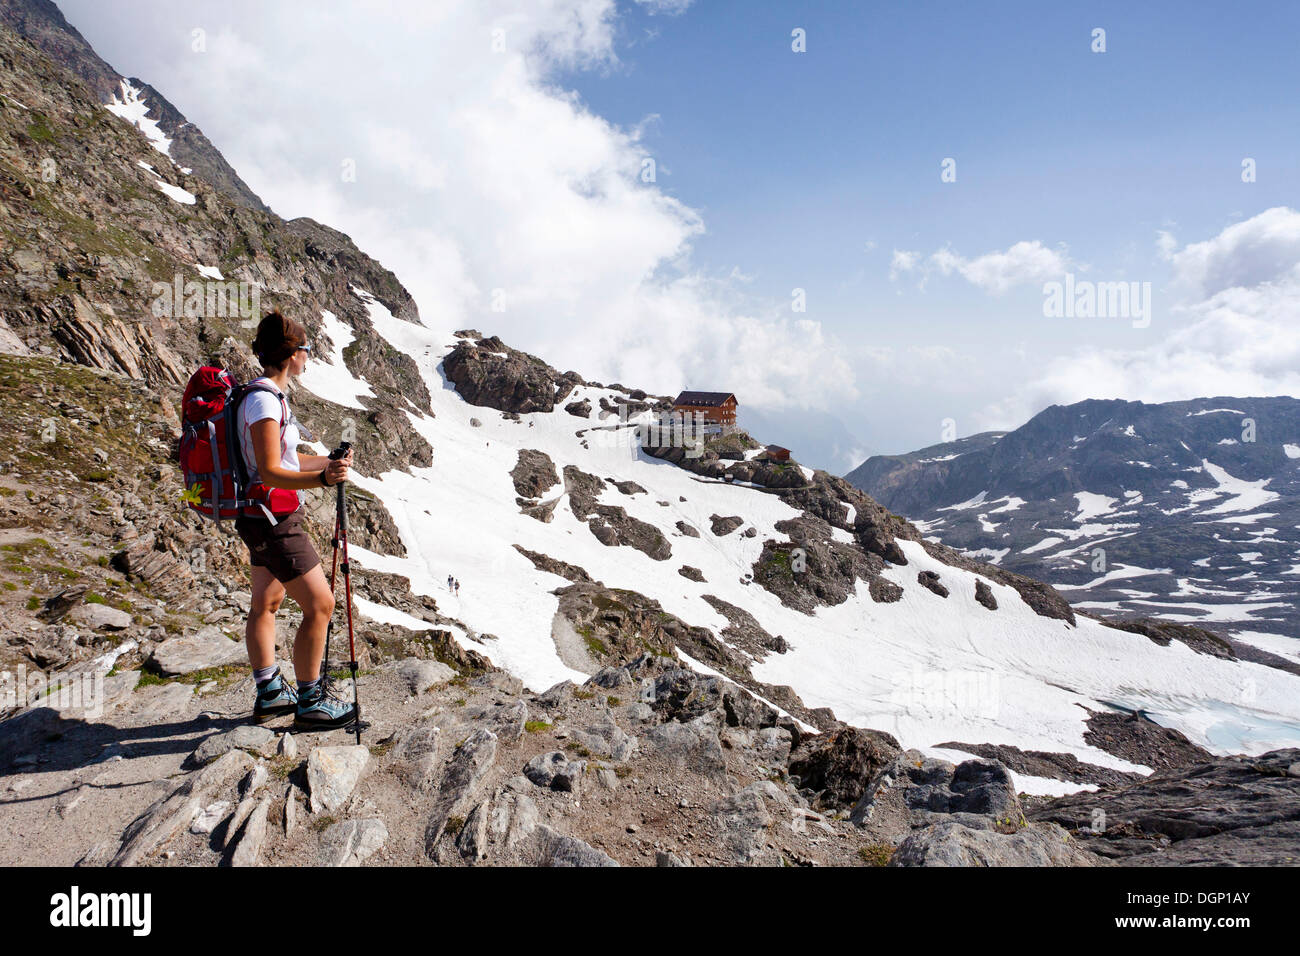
[105,80,173,157]
[297,310,376,410]
[332,285,1300,766]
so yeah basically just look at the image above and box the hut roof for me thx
[672,391,737,407]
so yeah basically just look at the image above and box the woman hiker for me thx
[236,311,358,731]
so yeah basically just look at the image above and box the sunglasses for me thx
[296,344,312,354]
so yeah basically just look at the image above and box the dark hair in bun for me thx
[252,311,307,370]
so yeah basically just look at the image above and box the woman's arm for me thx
[250,419,350,489]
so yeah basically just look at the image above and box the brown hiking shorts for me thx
[235,509,321,584]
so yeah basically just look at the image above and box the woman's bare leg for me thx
[282,563,336,683]
[246,565,285,670]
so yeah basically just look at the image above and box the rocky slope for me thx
[846,398,1300,646]
[2,4,1300,867]
[0,0,269,211]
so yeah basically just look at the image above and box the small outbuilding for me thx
[764,445,791,462]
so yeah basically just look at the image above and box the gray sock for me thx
[253,665,277,685]
[297,677,321,695]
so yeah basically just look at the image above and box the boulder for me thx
[789,727,902,811]
[890,821,1101,867]
[424,730,498,855]
[229,795,272,867]
[188,726,276,768]
[524,751,584,791]
[110,750,254,866]
[916,570,949,598]
[68,602,133,631]
[189,801,232,835]
[394,659,456,695]
[111,534,196,602]
[645,715,726,780]
[721,684,779,730]
[528,825,619,867]
[974,579,998,610]
[149,626,244,676]
[711,781,789,865]
[307,746,370,813]
[850,751,1021,827]
[316,819,388,867]
[510,448,559,499]
[456,802,490,862]
[709,514,745,536]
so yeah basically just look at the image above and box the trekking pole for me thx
[322,506,341,687]
[320,442,360,741]
[336,471,362,744]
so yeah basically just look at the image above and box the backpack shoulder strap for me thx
[227,380,287,490]
[241,380,287,427]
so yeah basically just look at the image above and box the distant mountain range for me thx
[846,397,1300,648]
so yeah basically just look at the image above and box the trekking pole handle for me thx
[329,442,351,531]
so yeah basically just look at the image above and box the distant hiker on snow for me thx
[229,313,356,730]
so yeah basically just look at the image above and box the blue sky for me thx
[557,1,1300,454]
[62,0,1300,468]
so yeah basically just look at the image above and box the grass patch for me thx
[2,539,53,556]
[269,756,299,780]
[524,720,551,734]
[606,695,621,707]
[565,742,592,758]
[573,689,595,701]
[172,664,242,687]
[135,670,169,690]
[39,564,81,581]
[858,844,894,867]
[25,595,40,611]
[26,113,56,143]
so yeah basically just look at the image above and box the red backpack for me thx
[178,367,300,527]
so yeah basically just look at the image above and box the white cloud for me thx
[1160,206,1300,297]
[980,208,1300,429]
[64,0,844,418]
[891,240,1071,294]
[633,0,694,13]
[889,249,920,281]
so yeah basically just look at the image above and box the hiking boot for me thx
[293,681,359,732]
[252,667,298,723]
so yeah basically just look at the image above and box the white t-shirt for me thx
[237,379,302,507]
